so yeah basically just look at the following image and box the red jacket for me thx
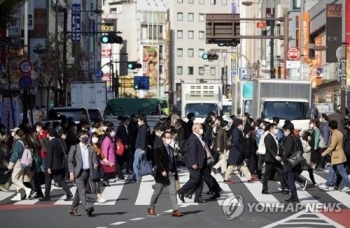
[38,130,48,158]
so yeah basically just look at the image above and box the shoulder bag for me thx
[286,136,306,168]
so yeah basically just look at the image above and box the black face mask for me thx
[80,137,88,144]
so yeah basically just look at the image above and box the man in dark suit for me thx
[40,128,72,202]
[68,130,98,217]
[262,123,287,194]
[148,131,182,217]
[178,123,206,203]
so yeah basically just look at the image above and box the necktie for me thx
[167,146,173,168]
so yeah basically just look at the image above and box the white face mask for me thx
[255,126,258,131]
[165,139,171,145]
[310,124,314,128]
[102,126,108,131]
[110,131,116,137]
[273,129,279,135]
[92,137,98,144]
[138,121,143,126]
[284,131,290,137]
[198,129,204,135]
[11,132,15,137]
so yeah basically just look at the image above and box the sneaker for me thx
[11,194,22,201]
[341,187,350,192]
[97,198,107,203]
[0,184,9,191]
[25,188,32,199]
[278,187,290,192]
[301,179,308,190]
[319,184,330,191]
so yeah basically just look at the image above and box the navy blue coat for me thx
[185,134,206,169]
[228,128,244,165]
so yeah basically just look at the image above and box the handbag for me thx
[139,155,153,176]
[286,136,306,168]
[101,164,116,174]
[91,167,101,180]
[116,139,125,156]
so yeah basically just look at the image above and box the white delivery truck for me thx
[70,81,107,114]
[231,81,253,117]
[181,83,222,123]
[252,78,312,131]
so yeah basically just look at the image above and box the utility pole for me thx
[269,0,275,79]
[54,3,59,107]
[62,8,68,106]
[22,0,29,124]
[300,0,305,79]
[340,0,347,122]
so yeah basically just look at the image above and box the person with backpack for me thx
[6,128,32,201]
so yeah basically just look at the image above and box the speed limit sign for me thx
[19,60,33,74]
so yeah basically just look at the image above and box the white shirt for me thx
[80,143,90,169]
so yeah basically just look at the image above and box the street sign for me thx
[19,60,33,74]
[95,70,103,78]
[286,60,301,69]
[19,75,33,89]
[287,47,301,60]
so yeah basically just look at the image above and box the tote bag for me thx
[139,155,153,176]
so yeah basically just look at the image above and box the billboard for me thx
[325,4,342,63]
[142,46,159,97]
[71,3,81,42]
[309,35,324,87]
[298,12,310,62]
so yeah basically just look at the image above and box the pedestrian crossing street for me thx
[0,167,349,209]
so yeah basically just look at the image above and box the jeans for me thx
[326,163,350,187]
[132,148,143,181]
[40,157,47,172]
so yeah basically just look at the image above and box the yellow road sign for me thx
[101,24,114,32]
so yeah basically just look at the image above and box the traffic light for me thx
[134,76,149,90]
[217,40,240,47]
[202,53,218,60]
[101,33,123,44]
[127,61,142,70]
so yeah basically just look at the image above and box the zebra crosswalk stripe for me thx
[134,175,154,205]
[211,172,236,206]
[54,186,77,205]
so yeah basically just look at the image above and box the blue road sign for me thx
[134,76,150,90]
[95,70,103,78]
[231,69,237,77]
[19,75,33,89]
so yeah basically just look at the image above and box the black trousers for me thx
[31,171,44,197]
[262,162,286,191]
[45,168,71,197]
[285,171,298,199]
[202,165,221,193]
[180,168,204,200]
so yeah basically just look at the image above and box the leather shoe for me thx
[194,198,206,203]
[178,192,185,203]
[285,198,299,203]
[172,210,183,217]
[65,194,73,201]
[210,193,220,199]
[147,208,156,216]
[69,209,81,216]
[39,196,51,202]
[86,207,94,217]
[261,190,271,194]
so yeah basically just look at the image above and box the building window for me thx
[199,67,204,75]
[177,12,183,21]
[188,48,194,57]
[199,0,205,4]
[188,13,194,21]
[177,48,183,57]
[199,13,205,22]
[210,0,216,5]
[188,30,194,39]
[177,30,183,39]
[177,0,183,3]
[222,0,227,5]
[177,66,183,75]
[110,8,117,14]
[188,0,194,3]
[188,67,194,75]
[199,31,205,39]
[199,49,205,57]
[210,67,216,75]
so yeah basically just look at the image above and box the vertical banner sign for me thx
[325,4,342,63]
[71,4,81,42]
[346,0,350,86]
[298,12,310,63]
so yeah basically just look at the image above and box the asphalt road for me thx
[0,168,349,228]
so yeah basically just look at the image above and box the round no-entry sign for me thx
[19,60,33,74]
[287,47,301,60]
